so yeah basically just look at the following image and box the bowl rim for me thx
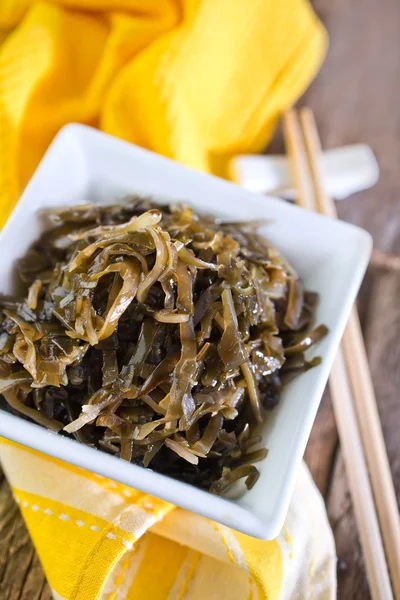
[0,124,372,539]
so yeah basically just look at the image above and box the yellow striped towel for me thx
[0,440,336,600]
[0,0,333,598]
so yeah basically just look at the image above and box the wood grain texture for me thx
[328,455,371,600]
[1,0,400,598]
[304,391,337,498]
[0,472,51,600]
[303,1,400,598]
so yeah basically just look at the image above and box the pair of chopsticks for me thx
[283,108,400,600]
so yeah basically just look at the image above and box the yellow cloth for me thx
[0,1,331,599]
[0,440,336,600]
[0,0,326,225]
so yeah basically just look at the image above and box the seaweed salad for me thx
[0,197,327,494]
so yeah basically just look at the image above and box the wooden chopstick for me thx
[282,110,316,211]
[328,351,393,600]
[283,108,395,600]
[299,107,400,600]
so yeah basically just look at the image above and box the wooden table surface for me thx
[1,1,400,598]
[304,0,400,597]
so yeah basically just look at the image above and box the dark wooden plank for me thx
[39,586,53,600]
[0,471,51,600]
[306,0,400,248]
[363,269,400,500]
[304,390,337,498]
[303,1,400,597]
[328,454,370,600]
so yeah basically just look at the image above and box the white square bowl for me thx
[0,124,372,539]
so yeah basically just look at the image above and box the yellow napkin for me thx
[0,440,336,600]
[0,0,326,225]
[0,1,332,599]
